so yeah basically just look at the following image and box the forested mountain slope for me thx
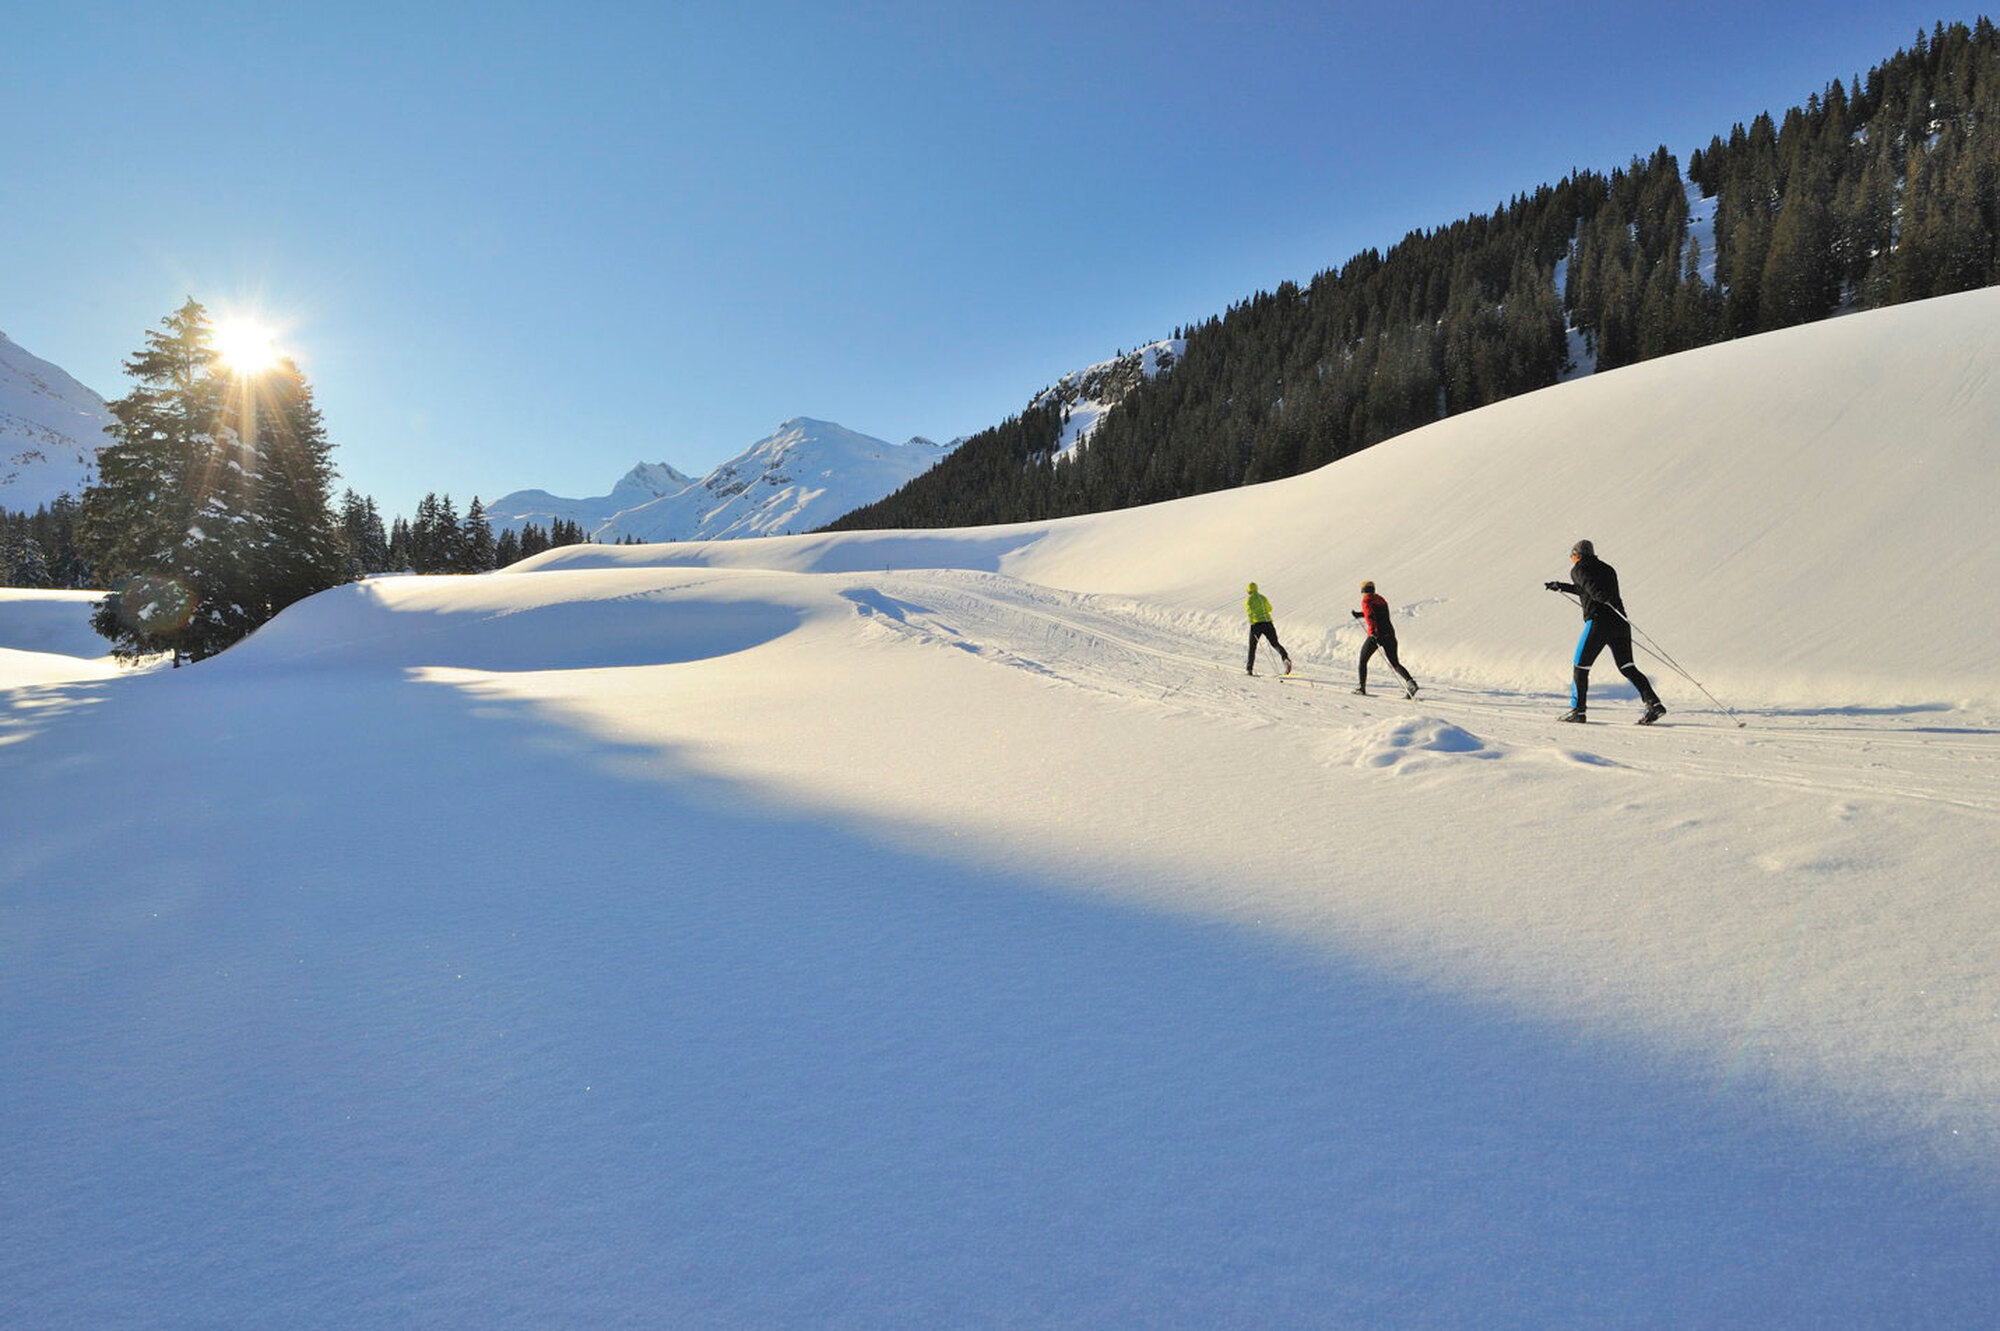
[836,20,2000,531]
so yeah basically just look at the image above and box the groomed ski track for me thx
[836,567,2000,819]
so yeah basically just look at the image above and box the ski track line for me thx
[853,572,2000,817]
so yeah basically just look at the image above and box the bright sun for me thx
[212,316,282,375]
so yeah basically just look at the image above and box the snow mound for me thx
[1338,716,1497,771]
[218,571,807,674]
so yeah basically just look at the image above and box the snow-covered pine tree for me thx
[78,299,231,662]
[242,356,346,617]
[3,529,52,587]
[77,299,347,663]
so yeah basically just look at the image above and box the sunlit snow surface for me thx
[5,291,1998,1327]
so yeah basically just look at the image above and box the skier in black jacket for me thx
[1544,539,1666,724]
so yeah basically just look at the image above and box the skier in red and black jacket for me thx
[1544,539,1666,724]
[1350,580,1418,699]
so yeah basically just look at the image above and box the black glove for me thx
[1544,581,1566,592]
[1350,610,1362,619]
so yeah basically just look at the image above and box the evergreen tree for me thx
[42,495,89,588]
[338,489,392,576]
[3,528,52,587]
[77,300,236,662]
[432,494,464,571]
[407,492,469,573]
[76,300,348,661]
[462,497,496,573]
[1759,162,1842,328]
[1,498,88,588]
[387,516,414,572]
[408,494,441,572]
[243,356,346,615]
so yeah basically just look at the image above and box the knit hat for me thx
[1571,539,1594,558]
[1359,580,1375,594]
[1246,582,1258,594]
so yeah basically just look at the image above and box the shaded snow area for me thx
[5,289,1999,1327]
[0,589,118,684]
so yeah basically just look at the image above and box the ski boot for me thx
[1557,708,1587,723]
[1637,700,1667,726]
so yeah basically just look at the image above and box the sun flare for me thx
[212,316,282,375]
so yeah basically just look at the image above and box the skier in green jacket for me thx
[1244,582,1293,675]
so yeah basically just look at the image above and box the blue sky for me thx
[2,2,1968,518]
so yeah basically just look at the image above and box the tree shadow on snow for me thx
[3,663,1997,1330]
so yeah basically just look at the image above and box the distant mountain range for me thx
[1,329,1170,540]
[0,332,113,512]
[486,419,960,543]
[487,345,1187,543]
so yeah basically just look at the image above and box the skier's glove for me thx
[1351,610,1363,619]
[1544,581,1566,592]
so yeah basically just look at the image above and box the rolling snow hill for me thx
[0,331,113,512]
[4,289,1997,1328]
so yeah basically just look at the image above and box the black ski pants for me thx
[1572,617,1659,710]
[1358,633,1415,690]
[1247,621,1288,671]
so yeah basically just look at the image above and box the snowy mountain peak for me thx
[486,419,959,546]
[484,337,1183,551]
[612,461,693,498]
[708,418,906,487]
[615,419,958,542]
[0,331,115,512]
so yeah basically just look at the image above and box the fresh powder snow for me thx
[4,289,1998,1327]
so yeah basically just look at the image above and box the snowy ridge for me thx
[482,459,693,533]
[1032,337,1184,455]
[0,332,114,511]
[600,417,953,542]
[4,289,1998,1326]
[485,419,954,543]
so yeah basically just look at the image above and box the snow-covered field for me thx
[5,290,1998,1327]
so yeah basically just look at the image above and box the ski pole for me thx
[1547,587,1746,727]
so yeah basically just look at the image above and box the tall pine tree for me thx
[77,300,347,662]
